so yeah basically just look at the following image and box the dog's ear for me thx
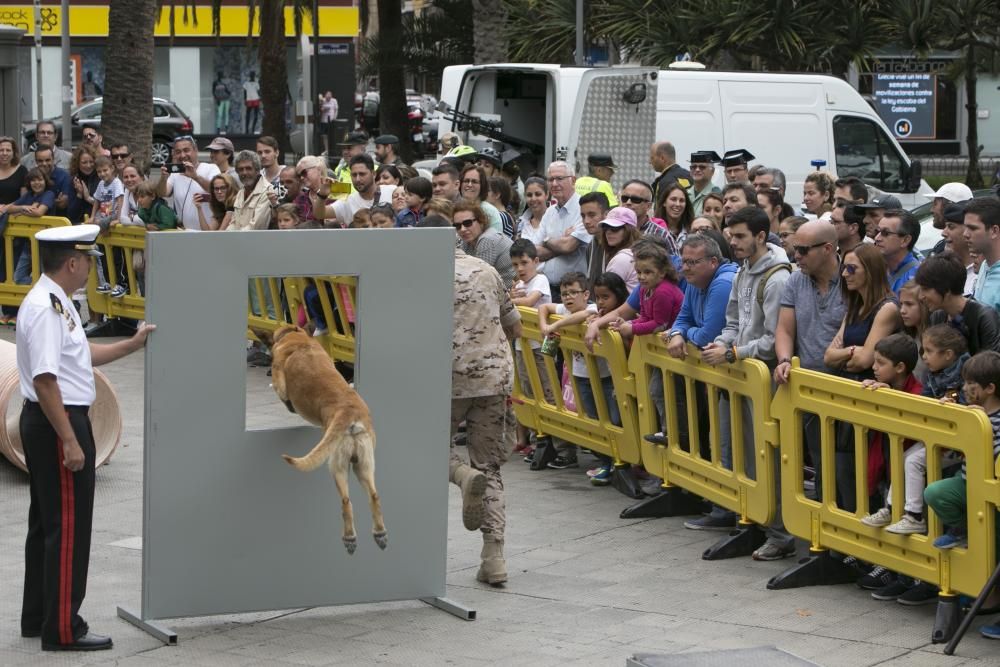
[250,327,274,348]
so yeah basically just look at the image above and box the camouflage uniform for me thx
[451,249,519,538]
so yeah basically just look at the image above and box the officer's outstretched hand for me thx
[63,438,85,472]
[131,322,157,351]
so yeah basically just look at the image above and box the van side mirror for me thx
[907,159,922,193]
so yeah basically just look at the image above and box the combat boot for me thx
[477,533,507,585]
[450,462,487,531]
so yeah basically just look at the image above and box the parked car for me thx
[912,188,996,255]
[22,97,194,166]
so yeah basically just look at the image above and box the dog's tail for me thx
[282,421,341,472]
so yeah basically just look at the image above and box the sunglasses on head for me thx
[453,219,476,229]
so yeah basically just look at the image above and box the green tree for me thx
[883,0,1000,187]
[103,0,159,170]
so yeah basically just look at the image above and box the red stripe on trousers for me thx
[56,430,75,645]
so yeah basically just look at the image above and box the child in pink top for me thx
[612,243,683,341]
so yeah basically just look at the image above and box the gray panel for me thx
[575,72,658,193]
[141,228,456,620]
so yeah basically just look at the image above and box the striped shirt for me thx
[962,409,1000,479]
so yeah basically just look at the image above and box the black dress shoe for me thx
[21,628,41,638]
[42,632,113,651]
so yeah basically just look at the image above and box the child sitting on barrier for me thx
[508,239,556,464]
[539,271,627,480]
[1,168,55,290]
[926,351,1000,553]
[135,181,178,231]
[91,156,125,298]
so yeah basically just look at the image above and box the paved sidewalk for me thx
[1,329,998,666]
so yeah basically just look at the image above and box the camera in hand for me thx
[165,163,186,174]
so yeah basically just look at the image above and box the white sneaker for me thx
[886,514,927,535]
[862,506,892,527]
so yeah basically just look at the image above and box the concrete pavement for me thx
[1,328,998,666]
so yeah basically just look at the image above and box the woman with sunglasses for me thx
[453,199,515,289]
[824,243,900,381]
[598,206,640,291]
[196,173,238,231]
[460,163,504,235]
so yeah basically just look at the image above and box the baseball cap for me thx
[854,194,902,210]
[924,182,973,203]
[598,207,637,228]
[206,137,234,152]
[943,202,967,225]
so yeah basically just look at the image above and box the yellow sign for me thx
[0,4,359,38]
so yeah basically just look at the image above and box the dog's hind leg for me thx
[331,464,357,554]
[353,442,387,550]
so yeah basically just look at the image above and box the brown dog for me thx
[255,325,387,554]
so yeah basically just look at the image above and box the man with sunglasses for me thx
[775,221,846,503]
[873,209,921,295]
[686,151,721,217]
[82,127,109,157]
[618,180,672,248]
[108,143,133,177]
[22,122,71,171]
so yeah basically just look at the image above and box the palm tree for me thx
[473,0,507,63]
[374,0,415,163]
[102,0,159,171]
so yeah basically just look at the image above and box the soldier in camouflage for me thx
[424,213,522,585]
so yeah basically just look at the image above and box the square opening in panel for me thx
[245,273,359,431]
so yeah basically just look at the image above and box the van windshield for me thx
[833,115,908,193]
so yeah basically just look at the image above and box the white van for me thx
[437,64,933,208]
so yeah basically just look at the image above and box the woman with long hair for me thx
[376,163,403,187]
[118,163,147,226]
[825,243,901,381]
[656,183,694,249]
[460,163,503,234]
[598,207,640,291]
[516,176,548,244]
[701,192,725,228]
[757,188,786,233]
[486,175,515,238]
[197,173,239,230]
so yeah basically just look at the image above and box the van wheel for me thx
[150,140,171,166]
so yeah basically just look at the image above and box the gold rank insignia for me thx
[50,293,76,332]
[50,293,63,315]
[677,178,691,189]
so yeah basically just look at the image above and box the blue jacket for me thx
[672,261,738,347]
[922,352,969,403]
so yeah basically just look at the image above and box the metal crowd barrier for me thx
[627,336,780,557]
[511,307,642,490]
[0,215,71,307]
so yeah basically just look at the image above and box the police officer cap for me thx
[337,131,368,147]
[587,153,616,169]
[721,149,755,167]
[690,150,721,164]
[36,224,103,256]
[374,134,399,145]
[943,202,967,225]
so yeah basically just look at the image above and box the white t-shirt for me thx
[167,163,220,231]
[331,185,396,227]
[555,303,609,378]
[514,273,551,351]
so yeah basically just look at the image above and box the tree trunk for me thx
[376,0,414,162]
[103,0,158,171]
[964,43,984,188]
[472,0,508,64]
[259,0,291,156]
[365,0,379,40]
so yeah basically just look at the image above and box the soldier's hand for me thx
[62,439,85,472]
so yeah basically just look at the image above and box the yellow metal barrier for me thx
[0,215,71,306]
[87,225,150,320]
[291,276,358,365]
[628,335,780,541]
[771,361,999,606]
[511,307,641,469]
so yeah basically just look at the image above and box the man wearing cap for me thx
[854,194,901,243]
[157,136,219,231]
[926,182,975,256]
[374,135,401,166]
[650,142,691,209]
[334,131,368,191]
[207,136,237,180]
[721,149,755,183]
[575,154,619,207]
[964,198,1000,311]
[18,225,154,652]
[937,202,977,295]
[686,151,721,216]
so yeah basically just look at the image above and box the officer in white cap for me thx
[17,224,154,652]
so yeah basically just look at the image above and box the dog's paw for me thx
[343,535,357,555]
[373,531,388,550]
